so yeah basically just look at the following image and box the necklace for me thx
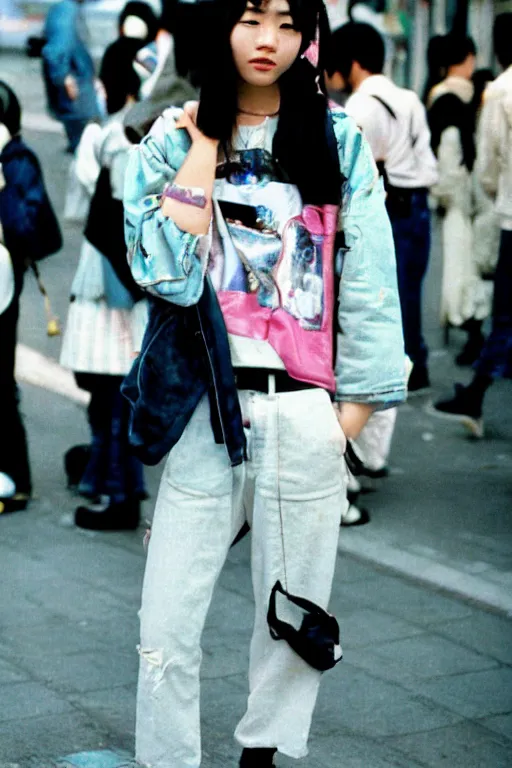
[237,107,280,118]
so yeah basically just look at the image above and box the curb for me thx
[338,532,512,618]
[15,343,90,406]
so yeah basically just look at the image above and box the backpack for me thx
[0,138,62,263]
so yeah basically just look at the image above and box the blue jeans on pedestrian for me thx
[75,373,146,502]
[388,190,431,370]
[61,117,88,153]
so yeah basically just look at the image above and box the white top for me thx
[477,65,512,230]
[345,74,438,189]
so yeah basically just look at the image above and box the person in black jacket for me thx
[0,81,62,514]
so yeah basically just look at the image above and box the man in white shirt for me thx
[326,22,438,393]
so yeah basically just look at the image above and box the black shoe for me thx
[455,333,485,366]
[429,384,484,438]
[240,748,277,768]
[408,365,431,395]
[0,494,31,515]
[75,498,140,531]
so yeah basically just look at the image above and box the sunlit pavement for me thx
[0,51,511,768]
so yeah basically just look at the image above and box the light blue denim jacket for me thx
[124,107,407,409]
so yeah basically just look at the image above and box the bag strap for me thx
[370,94,418,147]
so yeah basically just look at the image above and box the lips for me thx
[249,58,277,71]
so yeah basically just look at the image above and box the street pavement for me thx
[0,50,511,767]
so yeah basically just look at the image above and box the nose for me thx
[255,22,278,52]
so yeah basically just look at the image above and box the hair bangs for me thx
[224,0,317,49]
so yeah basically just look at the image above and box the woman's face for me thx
[230,0,302,87]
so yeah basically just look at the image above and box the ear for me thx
[350,60,362,84]
[324,70,345,92]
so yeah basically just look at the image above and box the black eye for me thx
[241,19,259,26]
[280,23,296,30]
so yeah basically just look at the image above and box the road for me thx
[0,50,511,768]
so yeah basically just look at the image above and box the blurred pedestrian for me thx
[325,21,434,524]
[59,40,148,530]
[0,81,62,514]
[422,34,447,105]
[63,0,158,223]
[123,4,198,145]
[42,0,101,152]
[101,1,159,115]
[123,1,405,765]
[327,21,437,394]
[427,34,487,366]
[470,68,501,332]
[432,14,512,437]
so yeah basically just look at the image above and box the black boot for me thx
[0,494,30,515]
[239,748,277,767]
[430,383,486,438]
[64,444,91,489]
[455,319,485,366]
[75,498,140,531]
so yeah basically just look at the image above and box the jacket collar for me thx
[429,76,474,106]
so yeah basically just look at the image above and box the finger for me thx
[183,100,199,123]
[175,112,192,130]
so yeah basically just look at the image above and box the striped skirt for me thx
[59,298,148,376]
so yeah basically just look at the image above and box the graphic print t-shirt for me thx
[210,117,326,373]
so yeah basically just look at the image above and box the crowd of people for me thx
[0,0,511,765]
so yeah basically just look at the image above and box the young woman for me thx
[427,35,485,365]
[59,39,147,530]
[123,1,406,765]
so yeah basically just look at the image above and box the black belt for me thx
[234,368,317,394]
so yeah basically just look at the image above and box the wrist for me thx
[193,134,219,151]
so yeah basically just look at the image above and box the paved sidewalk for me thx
[0,385,512,767]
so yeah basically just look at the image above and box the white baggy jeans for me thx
[136,384,346,768]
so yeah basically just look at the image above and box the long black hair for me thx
[196,0,341,207]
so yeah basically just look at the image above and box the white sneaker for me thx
[340,503,370,527]
[0,473,16,498]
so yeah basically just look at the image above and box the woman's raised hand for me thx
[175,101,218,148]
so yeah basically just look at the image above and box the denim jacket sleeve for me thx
[332,109,407,409]
[123,108,212,304]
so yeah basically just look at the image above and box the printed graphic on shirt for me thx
[210,148,324,330]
